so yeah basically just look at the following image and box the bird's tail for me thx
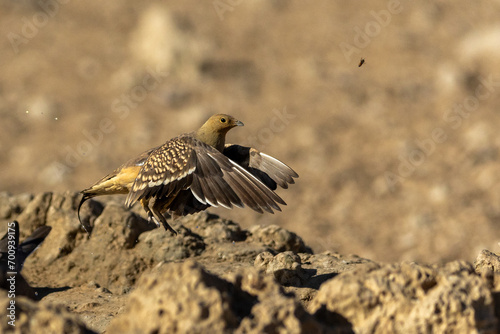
[77,191,96,234]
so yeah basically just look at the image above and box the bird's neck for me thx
[194,128,227,152]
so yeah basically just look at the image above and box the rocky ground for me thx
[2,1,500,265]
[0,191,499,333]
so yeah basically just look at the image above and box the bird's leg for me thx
[149,214,162,228]
[152,198,178,235]
[152,206,177,235]
[140,198,160,228]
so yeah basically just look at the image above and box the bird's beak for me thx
[235,120,244,127]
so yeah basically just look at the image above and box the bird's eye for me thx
[220,118,226,123]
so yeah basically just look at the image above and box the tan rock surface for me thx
[0,292,94,334]
[2,1,500,264]
[310,261,497,333]
[0,192,498,333]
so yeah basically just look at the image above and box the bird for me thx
[78,114,298,234]
[0,221,52,299]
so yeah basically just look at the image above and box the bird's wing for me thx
[0,227,10,252]
[166,189,209,218]
[18,226,52,258]
[223,144,298,190]
[125,135,197,207]
[17,225,52,272]
[190,140,286,214]
[0,221,19,256]
[0,222,50,272]
[126,136,287,214]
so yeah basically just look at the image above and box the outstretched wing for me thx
[189,139,286,213]
[223,144,298,190]
[126,135,287,215]
[125,135,197,207]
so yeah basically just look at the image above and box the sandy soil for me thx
[1,1,500,264]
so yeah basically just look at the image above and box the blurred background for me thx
[1,0,499,263]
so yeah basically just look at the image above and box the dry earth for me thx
[0,191,499,333]
[1,0,500,263]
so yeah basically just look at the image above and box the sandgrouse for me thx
[78,114,298,234]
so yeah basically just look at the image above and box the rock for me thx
[107,260,337,334]
[230,268,346,334]
[88,203,152,251]
[248,224,312,254]
[310,261,498,333]
[179,212,247,243]
[299,252,374,288]
[15,192,52,229]
[475,250,500,274]
[135,225,205,262]
[1,191,499,333]
[76,197,104,235]
[207,241,269,264]
[474,248,500,324]
[39,283,124,333]
[54,203,203,294]
[40,192,86,261]
[0,192,33,220]
[4,192,84,265]
[106,260,243,334]
[255,251,310,286]
[0,291,95,334]
[474,249,500,287]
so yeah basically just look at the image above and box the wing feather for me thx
[125,136,196,207]
[195,144,286,213]
[223,144,298,190]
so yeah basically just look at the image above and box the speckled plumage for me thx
[78,114,298,234]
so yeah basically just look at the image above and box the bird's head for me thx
[203,114,244,134]
[195,114,244,151]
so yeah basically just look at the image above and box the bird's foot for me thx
[161,220,178,236]
[148,212,177,235]
[147,213,161,228]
